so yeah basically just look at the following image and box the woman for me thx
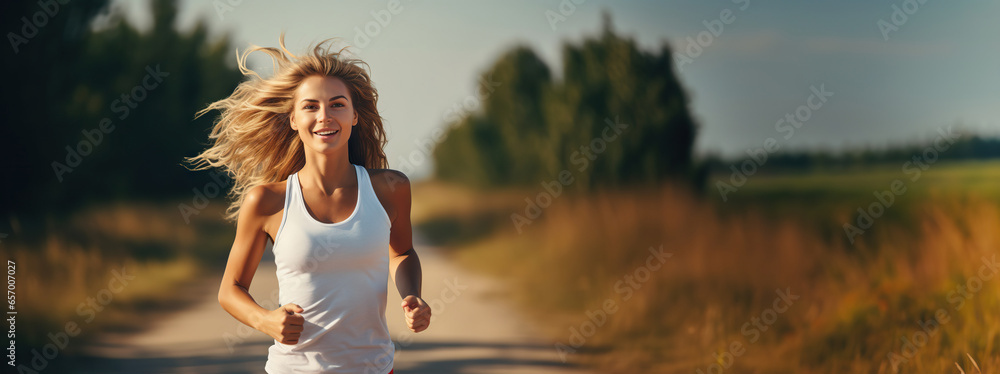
[188,36,430,373]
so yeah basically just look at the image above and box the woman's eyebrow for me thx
[299,95,347,104]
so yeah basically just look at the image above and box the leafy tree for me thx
[1,0,242,216]
[433,13,699,190]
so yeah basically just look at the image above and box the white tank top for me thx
[265,164,394,374]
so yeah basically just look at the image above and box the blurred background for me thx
[2,0,999,372]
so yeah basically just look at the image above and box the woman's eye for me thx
[332,103,345,108]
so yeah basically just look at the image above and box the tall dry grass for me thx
[417,182,1000,372]
[4,202,232,349]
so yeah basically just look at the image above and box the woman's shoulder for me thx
[367,169,410,200]
[243,180,287,217]
[365,168,409,222]
[366,168,409,188]
[366,168,409,193]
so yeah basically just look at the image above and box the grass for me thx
[4,201,235,351]
[412,160,1000,373]
[7,159,996,371]
[716,159,1000,211]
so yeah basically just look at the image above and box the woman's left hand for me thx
[401,295,431,333]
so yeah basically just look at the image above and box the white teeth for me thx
[315,130,337,136]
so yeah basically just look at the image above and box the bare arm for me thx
[217,185,304,344]
[382,171,431,332]
[390,248,422,300]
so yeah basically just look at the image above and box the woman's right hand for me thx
[259,303,305,345]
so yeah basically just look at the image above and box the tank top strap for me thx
[355,165,391,226]
[356,165,371,198]
[355,164,374,208]
[285,173,297,206]
[272,173,297,245]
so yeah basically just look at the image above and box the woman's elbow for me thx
[217,283,231,308]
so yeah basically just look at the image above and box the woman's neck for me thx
[298,150,355,195]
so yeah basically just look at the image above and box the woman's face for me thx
[290,75,357,155]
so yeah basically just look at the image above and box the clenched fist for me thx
[260,303,305,345]
[401,295,431,333]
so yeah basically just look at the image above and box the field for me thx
[7,159,999,372]
[411,159,1000,373]
[4,202,235,352]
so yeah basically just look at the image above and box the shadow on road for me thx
[56,339,590,374]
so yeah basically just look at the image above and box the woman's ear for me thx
[289,113,297,131]
[353,111,358,127]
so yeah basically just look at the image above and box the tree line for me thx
[431,14,702,192]
[1,0,242,216]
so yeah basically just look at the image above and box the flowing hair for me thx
[186,35,387,221]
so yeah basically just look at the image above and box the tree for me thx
[433,13,699,190]
[1,0,243,216]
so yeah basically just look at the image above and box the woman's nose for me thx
[317,107,332,123]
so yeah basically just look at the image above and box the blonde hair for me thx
[187,35,388,221]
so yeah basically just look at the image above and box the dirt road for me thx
[71,242,591,373]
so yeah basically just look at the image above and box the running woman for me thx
[188,36,430,373]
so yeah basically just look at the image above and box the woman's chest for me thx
[273,221,390,273]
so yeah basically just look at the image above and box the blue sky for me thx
[112,0,1000,177]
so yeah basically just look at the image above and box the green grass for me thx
[719,159,1000,204]
[709,160,1000,243]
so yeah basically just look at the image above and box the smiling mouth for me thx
[314,130,339,136]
